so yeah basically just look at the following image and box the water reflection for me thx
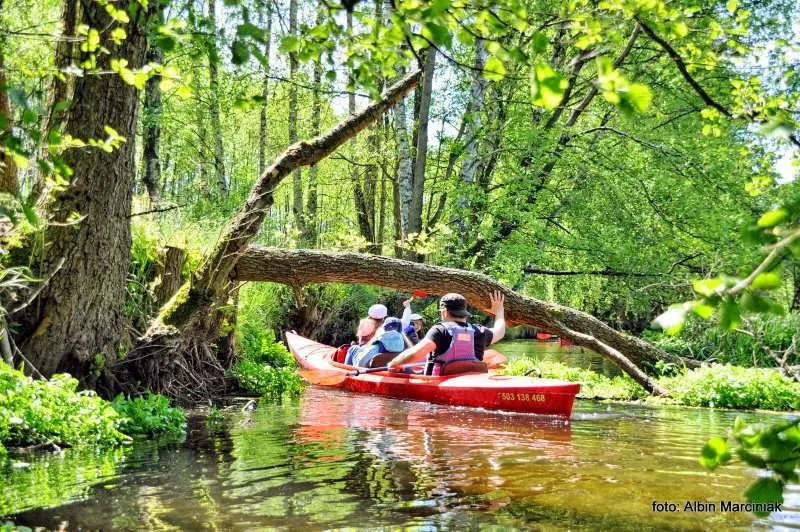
[5,388,799,530]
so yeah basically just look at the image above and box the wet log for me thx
[235,247,679,395]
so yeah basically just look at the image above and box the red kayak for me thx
[286,332,580,418]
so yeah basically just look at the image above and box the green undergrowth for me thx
[0,362,186,460]
[502,359,800,411]
[111,393,186,438]
[229,325,304,400]
[503,359,648,400]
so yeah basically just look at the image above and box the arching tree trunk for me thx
[234,247,686,395]
[128,71,422,399]
[16,3,150,379]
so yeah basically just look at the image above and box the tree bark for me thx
[235,247,679,395]
[147,70,422,334]
[258,0,273,175]
[207,0,227,197]
[394,92,412,238]
[303,10,323,245]
[407,48,436,256]
[141,3,165,202]
[17,2,150,378]
[155,246,187,307]
[289,0,305,236]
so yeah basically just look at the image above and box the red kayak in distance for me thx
[286,332,580,418]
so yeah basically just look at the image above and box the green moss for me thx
[156,281,195,327]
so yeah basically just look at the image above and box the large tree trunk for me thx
[207,0,227,197]
[235,247,682,395]
[16,3,149,379]
[140,3,165,202]
[130,71,422,399]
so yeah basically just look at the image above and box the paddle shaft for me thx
[350,362,425,376]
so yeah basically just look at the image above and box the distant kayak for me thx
[286,332,580,418]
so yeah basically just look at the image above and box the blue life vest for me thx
[352,331,406,367]
[428,322,478,375]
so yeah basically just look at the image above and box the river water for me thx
[2,341,798,530]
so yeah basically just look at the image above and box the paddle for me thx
[298,362,426,386]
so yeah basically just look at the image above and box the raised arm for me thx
[488,290,506,344]
[400,298,413,329]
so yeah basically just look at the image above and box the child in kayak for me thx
[351,317,412,367]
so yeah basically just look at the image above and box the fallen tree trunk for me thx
[235,247,689,395]
[125,71,423,401]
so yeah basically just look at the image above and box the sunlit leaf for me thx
[757,208,788,228]
[700,437,730,470]
[531,63,567,109]
[751,272,782,290]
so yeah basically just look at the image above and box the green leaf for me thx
[155,35,177,53]
[726,0,739,13]
[279,35,300,53]
[740,292,771,313]
[699,437,730,470]
[532,32,548,53]
[231,40,250,65]
[422,22,452,47]
[757,208,788,228]
[531,63,567,110]
[483,56,506,82]
[744,478,783,516]
[719,299,741,331]
[625,83,652,112]
[692,278,723,297]
[751,272,782,290]
[691,302,714,319]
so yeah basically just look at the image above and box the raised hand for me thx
[489,290,505,316]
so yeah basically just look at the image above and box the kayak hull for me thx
[286,332,580,418]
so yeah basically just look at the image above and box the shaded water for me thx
[3,385,798,530]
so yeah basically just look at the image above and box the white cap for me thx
[368,304,388,319]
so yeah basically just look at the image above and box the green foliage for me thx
[231,314,303,399]
[701,417,800,515]
[503,358,647,400]
[646,314,800,367]
[0,362,128,448]
[111,393,186,438]
[660,365,800,411]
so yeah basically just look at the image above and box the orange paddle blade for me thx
[412,290,428,298]
[483,350,507,369]
[297,369,349,386]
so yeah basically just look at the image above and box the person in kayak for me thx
[351,317,412,367]
[387,291,506,375]
[400,297,424,344]
[356,303,387,345]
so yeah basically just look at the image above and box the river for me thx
[2,341,798,530]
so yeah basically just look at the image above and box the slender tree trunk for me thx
[236,247,683,395]
[394,95,412,238]
[258,0,273,175]
[0,0,16,196]
[406,48,435,260]
[289,0,305,235]
[140,3,165,202]
[454,39,488,240]
[34,0,81,198]
[207,0,227,197]
[303,11,323,245]
[17,2,150,379]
